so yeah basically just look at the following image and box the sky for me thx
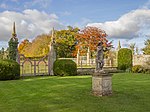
[0,0,150,52]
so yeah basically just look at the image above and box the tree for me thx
[55,26,79,58]
[18,26,79,58]
[135,46,139,55]
[8,22,19,61]
[129,43,135,55]
[30,34,51,57]
[8,37,19,61]
[0,47,4,59]
[118,48,132,70]
[18,34,51,57]
[75,26,112,57]
[18,39,31,54]
[142,39,150,55]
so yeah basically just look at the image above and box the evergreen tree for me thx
[8,38,19,60]
[8,22,19,61]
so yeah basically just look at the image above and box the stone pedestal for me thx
[92,71,113,96]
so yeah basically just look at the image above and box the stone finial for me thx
[12,22,17,38]
[117,40,121,50]
[51,27,55,44]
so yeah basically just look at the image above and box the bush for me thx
[53,59,77,76]
[0,59,20,80]
[144,69,150,74]
[132,65,143,73]
[118,48,132,70]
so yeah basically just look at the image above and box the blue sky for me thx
[0,0,150,52]
[0,0,147,25]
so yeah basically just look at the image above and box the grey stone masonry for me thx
[92,71,113,96]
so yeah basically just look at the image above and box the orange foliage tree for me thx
[18,39,31,54]
[75,26,112,57]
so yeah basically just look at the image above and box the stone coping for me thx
[93,71,113,77]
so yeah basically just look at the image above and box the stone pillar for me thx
[116,40,121,67]
[48,28,56,75]
[76,49,80,66]
[92,71,113,96]
[87,47,90,65]
[48,42,56,75]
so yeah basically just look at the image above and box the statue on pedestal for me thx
[93,41,113,96]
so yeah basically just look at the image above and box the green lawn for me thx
[0,73,150,112]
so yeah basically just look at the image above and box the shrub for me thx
[141,68,150,74]
[118,48,132,70]
[132,65,143,73]
[53,59,77,76]
[0,59,20,80]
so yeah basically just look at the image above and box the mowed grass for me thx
[0,73,150,112]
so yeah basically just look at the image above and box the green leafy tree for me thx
[55,26,79,58]
[142,39,150,55]
[18,26,79,58]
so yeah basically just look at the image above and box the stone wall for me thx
[59,57,117,67]
[59,54,150,69]
[133,55,150,69]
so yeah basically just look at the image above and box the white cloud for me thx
[0,9,65,41]
[87,9,150,39]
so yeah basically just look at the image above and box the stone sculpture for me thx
[95,42,104,72]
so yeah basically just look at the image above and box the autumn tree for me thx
[18,34,51,57]
[142,39,150,55]
[75,26,112,57]
[30,34,51,57]
[18,39,31,55]
[55,26,79,58]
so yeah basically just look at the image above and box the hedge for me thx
[53,59,77,76]
[0,59,20,80]
[118,48,132,70]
